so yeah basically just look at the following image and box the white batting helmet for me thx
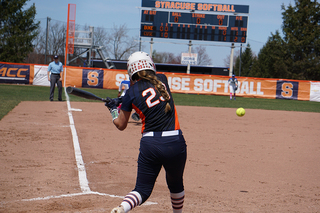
[127,51,156,80]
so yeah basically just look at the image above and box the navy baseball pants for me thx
[134,131,187,203]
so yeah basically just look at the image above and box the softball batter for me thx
[105,51,187,213]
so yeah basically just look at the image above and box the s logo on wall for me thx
[276,80,299,100]
[82,69,104,88]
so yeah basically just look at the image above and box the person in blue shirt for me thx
[47,55,63,101]
[106,51,187,213]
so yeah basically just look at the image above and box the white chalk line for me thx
[66,96,91,193]
[21,191,123,201]
[22,191,157,205]
[22,87,157,206]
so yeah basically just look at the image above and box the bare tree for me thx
[27,19,67,64]
[106,24,139,60]
[92,26,113,61]
[152,51,180,64]
[223,50,239,67]
[153,45,211,65]
[49,21,66,56]
[32,26,45,54]
[28,21,139,65]
[25,26,45,64]
[191,46,212,65]
[94,26,110,47]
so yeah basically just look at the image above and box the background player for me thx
[105,51,187,213]
[117,79,140,121]
[117,80,130,98]
[228,74,238,100]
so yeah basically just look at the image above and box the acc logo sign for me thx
[276,80,299,100]
[82,69,104,88]
[0,64,30,84]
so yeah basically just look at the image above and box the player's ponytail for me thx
[137,70,171,113]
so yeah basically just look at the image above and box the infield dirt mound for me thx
[0,101,319,212]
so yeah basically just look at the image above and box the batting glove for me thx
[105,97,119,121]
[114,96,122,106]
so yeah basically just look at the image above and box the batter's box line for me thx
[70,108,82,111]
[26,91,155,206]
[22,95,157,206]
[21,191,157,206]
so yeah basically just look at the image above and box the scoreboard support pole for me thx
[150,38,154,58]
[239,44,242,76]
[229,43,235,76]
[187,40,192,74]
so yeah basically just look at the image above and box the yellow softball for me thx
[236,107,245,117]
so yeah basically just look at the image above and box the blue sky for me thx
[25,0,294,67]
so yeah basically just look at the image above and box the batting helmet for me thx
[127,51,156,80]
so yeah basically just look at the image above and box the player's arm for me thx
[105,97,131,130]
[234,79,238,91]
[60,63,63,80]
[47,64,51,81]
[113,110,131,130]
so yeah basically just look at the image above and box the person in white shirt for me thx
[118,80,140,121]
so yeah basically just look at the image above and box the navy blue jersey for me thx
[121,74,180,133]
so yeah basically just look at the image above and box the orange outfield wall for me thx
[0,62,318,102]
[63,66,312,101]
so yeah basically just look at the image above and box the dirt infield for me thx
[1,101,320,213]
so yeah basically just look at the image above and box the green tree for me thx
[234,44,256,77]
[0,0,39,63]
[281,0,320,80]
[253,31,291,78]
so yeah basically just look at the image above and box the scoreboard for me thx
[141,10,248,43]
[140,1,249,43]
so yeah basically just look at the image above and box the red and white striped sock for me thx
[171,191,185,213]
[120,191,142,212]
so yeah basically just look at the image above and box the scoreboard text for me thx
[140,0,249,43]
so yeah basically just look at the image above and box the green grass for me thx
[1,84,319,120]
[172,93,320,112]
